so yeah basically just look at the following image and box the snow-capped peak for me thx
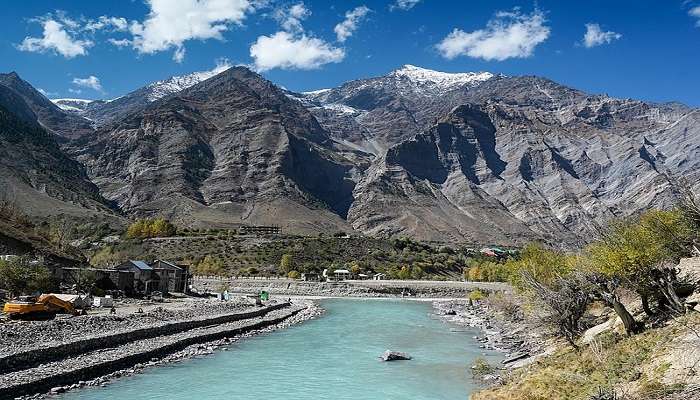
[391,64,494,90]
[145,62,231,102]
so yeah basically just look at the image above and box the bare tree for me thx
[522,271,596,349]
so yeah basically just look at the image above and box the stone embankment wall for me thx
[194,277,510,298]
[0,302,289,373]
[0,304,301,399]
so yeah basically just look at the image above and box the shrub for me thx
[471,357,495,379]
[287,270,301,279]
[469,289,486,301]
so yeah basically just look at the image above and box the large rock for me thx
[381,350,412,361]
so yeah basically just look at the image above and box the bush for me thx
[471,357,495,379]
[468,289,486,302]
[287,270,301,279]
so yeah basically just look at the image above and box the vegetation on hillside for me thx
[137,235,506,278]
[0,256,54,297]
[474,188,700,399]
[126,218,176,239]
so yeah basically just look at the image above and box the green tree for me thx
[349,261,362,275]
[505,243,572,290]
[126,218,176,239]
[0,257,54,297]
[411,265,424,280]
[397,266,411,280]
[279,254,294,275]
[587,209,693,327]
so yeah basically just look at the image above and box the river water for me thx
[60,299,501,400]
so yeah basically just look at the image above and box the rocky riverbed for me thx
[432,299,547,373]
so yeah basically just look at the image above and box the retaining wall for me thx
[0,302,289,373]
[0,306,301,399]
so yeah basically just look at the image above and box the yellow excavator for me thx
[2,294,82,320]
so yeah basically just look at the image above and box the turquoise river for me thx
[59,299,502,400]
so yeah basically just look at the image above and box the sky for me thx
[1,0,699,106]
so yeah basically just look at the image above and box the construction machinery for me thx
[2,294,83,320]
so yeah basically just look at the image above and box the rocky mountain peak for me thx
[145,63,231,102]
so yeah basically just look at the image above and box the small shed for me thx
[334,269,351,281]
[301,273,320,282]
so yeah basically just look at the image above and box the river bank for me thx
[432,299,548,374]
[194,277,510,298]
[0,298,321,399]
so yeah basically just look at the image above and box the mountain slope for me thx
[0,72,94,139]
[301,66,700,244]
[0,85,117,221]
[67,67,361,234]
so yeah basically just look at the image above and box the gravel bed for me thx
[0,298,253,357]
[2,301,318,399]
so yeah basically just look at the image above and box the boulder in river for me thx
[381,350,412,361]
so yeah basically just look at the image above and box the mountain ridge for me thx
[1,65,697,246]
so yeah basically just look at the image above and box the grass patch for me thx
[472,324,679,400]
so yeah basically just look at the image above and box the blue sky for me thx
[1,0,699,106]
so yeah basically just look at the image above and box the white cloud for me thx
[436,9,550,61]
[390,0,421,11]
[582,23,621,48]
[84,16,128,32]
[173,46,186,63]
[129,0,254,62]
[72,76,104,92]
[108,38,131,47]
[334,6,370,42]
[274,2,310,33]
[250,31,344,71]
[18,19,93,58]
[690,6,700,26]
[68,88,83,94]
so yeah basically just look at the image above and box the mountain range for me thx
[1,64,698,246]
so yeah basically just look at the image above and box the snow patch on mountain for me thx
[145,63,231,102]
[51,98,95,114]
[391,64,494,90]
